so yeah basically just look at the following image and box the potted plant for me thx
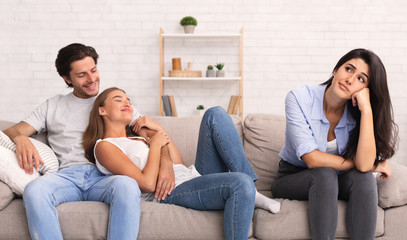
[215,63,225,77]
[195,105,205,116]
[180,16,198,34]
[206,65,216,77]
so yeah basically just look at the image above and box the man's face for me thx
[63,56,100,98]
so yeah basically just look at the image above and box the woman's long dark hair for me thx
[322,49,398,162]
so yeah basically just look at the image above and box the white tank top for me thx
[94,137,201,202]
[326,138,339,155]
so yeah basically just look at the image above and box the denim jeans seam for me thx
[51,185,82,203]
[231,185,237,239]
[167,184,237,209]
[87,185,114,201]
[212,122,235,172]
[170,184,237,197]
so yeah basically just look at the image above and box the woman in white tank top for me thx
[83,87,280,240]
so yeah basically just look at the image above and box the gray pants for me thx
[272,160,377,240]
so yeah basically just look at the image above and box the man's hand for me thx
[372,160,392,180]
[155,147,175,201]
[14,135,44,174]
[131,116,163,134]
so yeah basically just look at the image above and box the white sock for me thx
[255,191,281,213]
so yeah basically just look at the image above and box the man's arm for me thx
[132,116,183,164]
[3,122,44,174]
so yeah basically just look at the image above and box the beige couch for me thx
[1,114,407,239]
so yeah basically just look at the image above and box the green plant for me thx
[180,16,198,26]
[207,65,214,70]
[196,105,204,110]
[214,63,224,70]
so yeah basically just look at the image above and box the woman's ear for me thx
[99,107,106,116]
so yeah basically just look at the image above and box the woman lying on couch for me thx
[272,48,398,240]
[82,87,280,240]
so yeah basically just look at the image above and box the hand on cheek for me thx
[351,88,371,113]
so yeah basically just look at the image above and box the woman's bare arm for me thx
[95,132,169,193]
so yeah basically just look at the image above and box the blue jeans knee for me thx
[107,175,141,202]
[229,172,256,200]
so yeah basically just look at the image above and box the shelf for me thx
[162,77,241,81]
[162,33,241,39]
[160,27,244,118]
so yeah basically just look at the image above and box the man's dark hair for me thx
[55,43,99,87]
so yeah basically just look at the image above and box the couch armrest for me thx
[377,161,407,209]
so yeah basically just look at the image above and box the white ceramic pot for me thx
[194,109,205,116]
[206,70,216,77]
[183,25,195,34]
[216,70,225,77]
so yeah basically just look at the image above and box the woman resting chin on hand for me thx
[271,49,398,240]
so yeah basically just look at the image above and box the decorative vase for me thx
[206,69,216,77]
[183,25,195,34]
[194,109,205,116]
[216,70,225,77]
[172,58,181,70]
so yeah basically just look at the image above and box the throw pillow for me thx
[377,161,407,208]
[0,146,40,195]
[0,130,59,174]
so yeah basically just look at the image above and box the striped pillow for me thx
[0,146,40,195]
[0,131,58,174]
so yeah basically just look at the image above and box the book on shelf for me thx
[162,95,177,117]
[162,95,172,116]
[227,95,240,115]
[168,95,177,117]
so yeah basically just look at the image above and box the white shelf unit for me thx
[161,77,241,81]
[159,28,244,118]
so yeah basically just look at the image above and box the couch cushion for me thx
[0,199,31,239]
[253,199,384,239]
[57,201,109,240]
[243,114,285,192]
[382,204,407,239]
[57,201,252,240]
[0,181,14,211]
[150,115,243,168]
[139,202,232,240]
[377,161,407,208]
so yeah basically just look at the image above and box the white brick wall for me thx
[0,0,406,165]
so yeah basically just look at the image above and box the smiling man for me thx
[3,43,142,239]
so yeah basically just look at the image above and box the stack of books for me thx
[227,95,240,115]
[161,95,177,117]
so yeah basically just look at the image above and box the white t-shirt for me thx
[24,92,141,169]
[94,137,201,202]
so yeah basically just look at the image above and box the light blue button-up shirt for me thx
[279,84,357,168]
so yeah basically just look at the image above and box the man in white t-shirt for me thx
[3,43,157,239]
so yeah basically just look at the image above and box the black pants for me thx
[272,160,377,240]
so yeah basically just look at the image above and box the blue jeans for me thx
[162,106,257,240]
[23,164,141,240]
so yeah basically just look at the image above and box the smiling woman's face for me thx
[330,58,370,100]
[99,90,133,124]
